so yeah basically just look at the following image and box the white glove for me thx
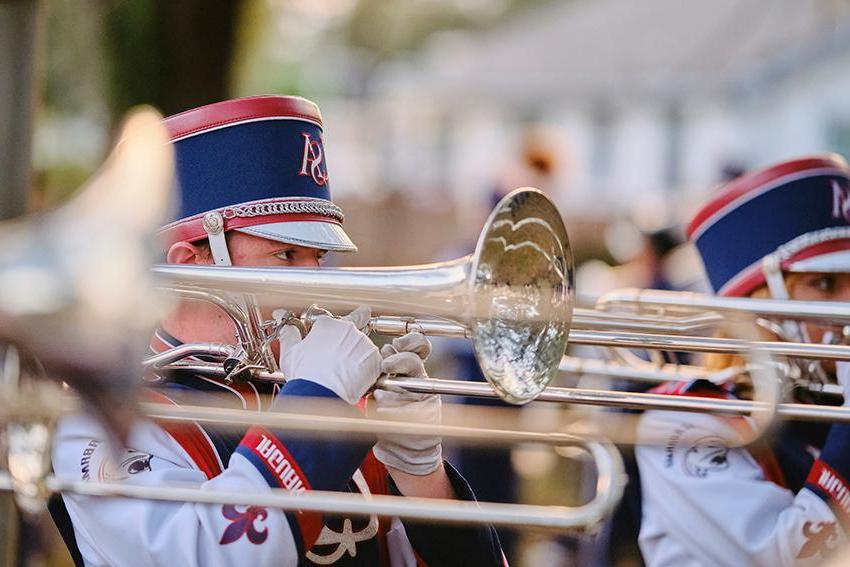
[837,361,850,407]
[278,306,381,405]
[372,332,442,476]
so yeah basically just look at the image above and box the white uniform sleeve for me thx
[636,410,847,567]
[53,380,372,567]
[54,415,301,567]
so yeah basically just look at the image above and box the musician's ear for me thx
[167,240,212,265]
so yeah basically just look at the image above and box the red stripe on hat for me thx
[717,263,765,297]
[688,155,850,240]
[142,389,224,479]
[785,238,850,266]
[165,96,323,142]
[159,211,341,248]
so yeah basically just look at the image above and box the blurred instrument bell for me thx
[0,108,174,440]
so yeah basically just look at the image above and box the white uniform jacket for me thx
[636,380,850,566]
[51,331,505,567]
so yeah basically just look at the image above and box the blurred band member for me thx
[637,155,850,566]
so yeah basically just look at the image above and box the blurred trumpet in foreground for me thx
[0,393,628,532]
[0,108,174,440]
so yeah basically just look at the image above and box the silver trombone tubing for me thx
[561,355,732,384]
[571,308,721,335]
[0,434,622,531]
[0,473,619,531]
[375,376,847,424]
[139,396,603,445]
[598,288,850,324]
[21,396,625,531]
[383,310,722,336]
[142,343,236,369]
[558,356,845,396]
[367,316,850,361]
[160,361,850,424]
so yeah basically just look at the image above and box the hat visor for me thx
[788,249,850,273]
[235,220,357,253]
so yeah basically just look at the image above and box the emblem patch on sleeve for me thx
[99,450,153,482]
[797,521,838,559]
[684,436,730,477]
[220,505,269,545]
[80,442,165,482]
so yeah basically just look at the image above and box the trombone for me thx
[0,381,626,531]
[597,288,850,324]
[0,182,626,534]
[150,180,850,426]
[154,187,575,405]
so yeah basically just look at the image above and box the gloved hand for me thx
[278,306,381,405]
[372,332,443,475]
[837,361,850,407]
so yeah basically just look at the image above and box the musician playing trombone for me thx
[636,155,850,566]
[50,96,505,566]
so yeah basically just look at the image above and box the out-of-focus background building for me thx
[27,0,850,284]
[5,0,850,565]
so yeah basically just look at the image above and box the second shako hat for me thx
[688,154,850,297]
[158,95,356,260]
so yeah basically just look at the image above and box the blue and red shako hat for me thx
[158,95,356,259]
[688,154,850,297]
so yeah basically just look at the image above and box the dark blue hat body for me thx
[174,119,329,218]
[159,96,355,252]
[688,155,850,296]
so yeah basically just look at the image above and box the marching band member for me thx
[636,155,850,566]
[51,96,504,566]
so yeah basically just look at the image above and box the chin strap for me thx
[203,211,232,266]
[762,252,811,341]
[203,211,276,376]
[762,252,831,385]
[762,252,788,300]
